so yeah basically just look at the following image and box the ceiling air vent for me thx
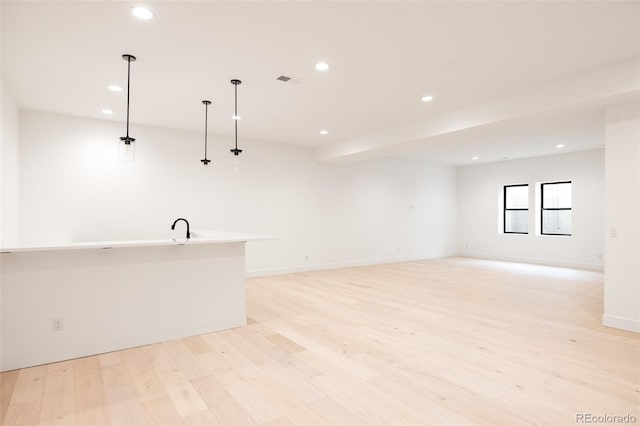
[276,75,303,84]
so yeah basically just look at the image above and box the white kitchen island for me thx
[0,231,272,372]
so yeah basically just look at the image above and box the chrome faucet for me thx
[171,218,191,239]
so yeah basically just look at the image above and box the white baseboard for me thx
[603,314,640,333]
[455,251,604,271]
[246,252,456,277]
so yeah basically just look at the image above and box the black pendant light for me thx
[120,54,136,146]
[230,79,242,156]
[201,100,212,165]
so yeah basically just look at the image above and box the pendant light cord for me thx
[126,56,131,138]
[230,79,242,156]
[201,100,211,165]
[234,83,238,151]
[204,102,208,158]
[120,54,136,145]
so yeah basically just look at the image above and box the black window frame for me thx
[503,184,529,234]
[540,181,572,237]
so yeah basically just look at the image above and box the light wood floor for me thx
[1,257,638,426]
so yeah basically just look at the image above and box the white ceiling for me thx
[2,1,639,163]
[398,104,607,165]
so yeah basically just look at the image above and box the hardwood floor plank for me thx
[98,351,124,369]
[6,365,46,405]
[103,385,147,426]
[260,417,294,426]
[121,347,166,404]
[307,397,368,426]
[140,396,183,426]
[162,340,215,382]
[0,370,19,424]
[239,374,327,425]
[2,365,46,426]
[182,336,213,356]
[143,344,207,418]
[2,399,44,426]
[224,377,283,424]
[189,376,256,425]
[39,361,74,425]
[72,356,111,426]
[180,409,220,426]
[101,358,148,426]
[264,334,306,354]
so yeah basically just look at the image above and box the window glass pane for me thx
[505,186,528,209]
[542,210,572,235]
[543,182,571,208]
[505,210,528,233]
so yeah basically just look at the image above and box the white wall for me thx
[0,79,20,247]
[603,103,639,333]
[17,110,457,275]
[456,150,604,270]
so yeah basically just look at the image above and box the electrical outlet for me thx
[597,253,603,260]
[396,247,400,254]
[609,227,618,237]
[53,318,64,331]
[304,255,309,261]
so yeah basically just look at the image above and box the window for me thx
[541,181,572,236]
[504,184,528,234]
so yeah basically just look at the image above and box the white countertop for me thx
[0,230,275,253]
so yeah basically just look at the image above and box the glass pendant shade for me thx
[232,153,241,173]
[119,142,135,163]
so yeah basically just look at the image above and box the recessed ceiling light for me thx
[472,156,478,160]
[319,129,328,135]
[232,115,241,121]
[131,6,154,20]
[107,85,123,92]
[315,62,330,71]
[102,109,113,115]
[556,144,565,148]
[421,95,434,102]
